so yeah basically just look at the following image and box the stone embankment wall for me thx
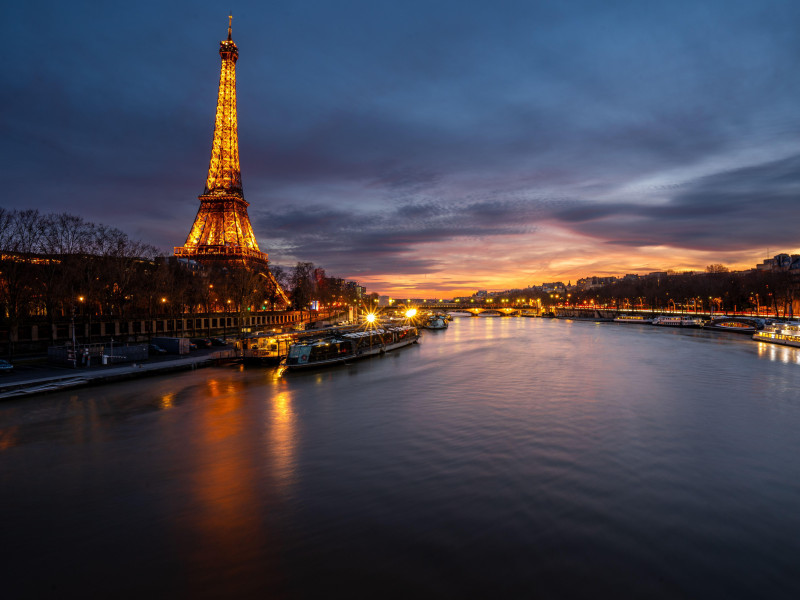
[554,308,622,319]
[1,309,326,358]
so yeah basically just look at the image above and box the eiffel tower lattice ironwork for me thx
[175,16,267,267]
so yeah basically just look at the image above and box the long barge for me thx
[613,314,653,324]
[651,315,706,328]
[281,325,420,372]
[237,324,361,364]
[752,321,800,348]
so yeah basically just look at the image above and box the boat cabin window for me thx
[308,341,352,361]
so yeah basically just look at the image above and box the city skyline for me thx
[3,1,799,297]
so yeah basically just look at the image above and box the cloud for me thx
[550,153,800,251]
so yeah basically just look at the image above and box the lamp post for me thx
[226,299,231,340]
[207,284,214,337]
[78,296,89,345]
[70,303,77,368]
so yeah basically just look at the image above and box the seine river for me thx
[2,317,800,598]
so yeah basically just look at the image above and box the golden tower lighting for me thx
[174,16,267,266]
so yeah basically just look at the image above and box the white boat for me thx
[614,314,653,324]
[281,325,420,371]
[752,321,800,348]
[651,316,706,328]
[423,315,448,330]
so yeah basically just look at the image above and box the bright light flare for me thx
[405,308,417,318]
[365,313,377,323]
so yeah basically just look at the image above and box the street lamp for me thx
[70,301,78,368]
[226,299,231,339]
[78,295,91,344]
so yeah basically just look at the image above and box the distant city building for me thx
[576,276,617,290]
[757,254,800,271]
[541,282,566,293]
[344,281,364,299]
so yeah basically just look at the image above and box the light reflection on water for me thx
[1,317,800,597]
[269,391,297,495]
[757,340,800,365]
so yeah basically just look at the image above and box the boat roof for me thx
[342,325,414,339]
[343,329,386,338]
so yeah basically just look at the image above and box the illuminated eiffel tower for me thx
[175,16,267,267]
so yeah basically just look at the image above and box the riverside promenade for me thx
[0,348,236,400]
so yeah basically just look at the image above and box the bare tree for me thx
[39,213,94,338]
[290,262,316,317]
[265,264,290,311]
[0,210,44,358]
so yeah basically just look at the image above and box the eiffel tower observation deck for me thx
[175,16,268,267]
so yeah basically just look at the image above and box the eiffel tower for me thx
[175,16,268,268]
[175,17,289,307]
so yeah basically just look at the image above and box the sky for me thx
[2,0,800,297]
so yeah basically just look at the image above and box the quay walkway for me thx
[0,349,236,400]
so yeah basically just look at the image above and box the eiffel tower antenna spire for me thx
[228,13,232,40]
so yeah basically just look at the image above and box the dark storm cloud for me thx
[552,153,800,251]
[253,193,554,275]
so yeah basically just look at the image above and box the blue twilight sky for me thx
[2,0,799,295]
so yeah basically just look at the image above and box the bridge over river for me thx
[399,302,722,319]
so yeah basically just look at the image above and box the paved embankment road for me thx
[0,349,236,400]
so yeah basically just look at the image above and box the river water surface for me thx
[2,317,800,598]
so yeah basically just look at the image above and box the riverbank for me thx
[0,348,235,400]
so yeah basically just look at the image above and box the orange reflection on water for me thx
[159,393,175,410]
[179,377,279,594]
[203,378,245,444]
[0,426,18,451]
[268,390,297,495]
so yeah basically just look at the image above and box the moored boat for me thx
[703,316,765,334]
[237,332,297,364]
[238,325,360,364]
[752,321,800,348]
[651,315,706,328]
[281,325,420,371]
[614,314,653,324]
[423,315,448,330]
